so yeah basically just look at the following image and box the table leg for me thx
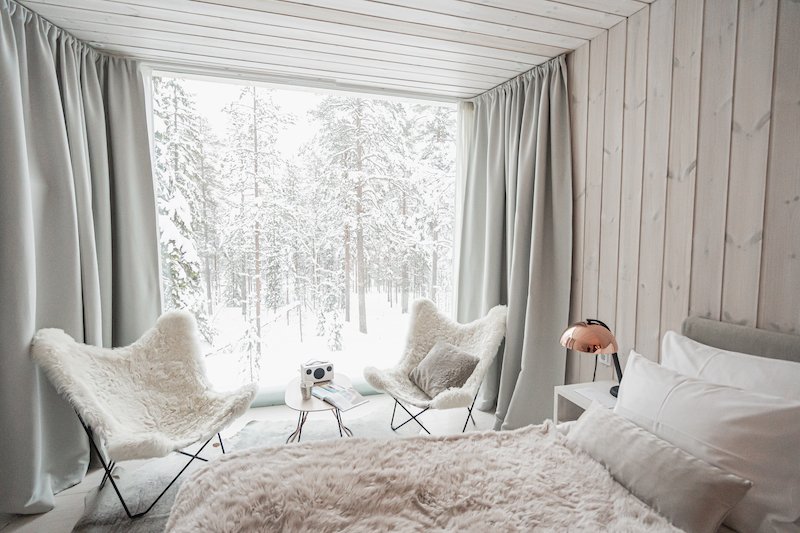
[333,408,353,437]
[287,411,308,443]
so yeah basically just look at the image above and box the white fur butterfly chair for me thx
[364,299,507,434]
[30,310,257,519]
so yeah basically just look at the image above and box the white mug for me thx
[300,382,313,400]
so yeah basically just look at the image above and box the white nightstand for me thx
[553,380,617,424]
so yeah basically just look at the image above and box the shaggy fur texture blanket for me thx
[364,299,508,410]
[32,311,257,461]
[166,423,680,532]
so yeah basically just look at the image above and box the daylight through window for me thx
[152,74,457,396]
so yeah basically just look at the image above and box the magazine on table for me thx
[312,380,368,411]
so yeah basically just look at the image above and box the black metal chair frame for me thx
[76,413,225,519]
[390,393,478,435]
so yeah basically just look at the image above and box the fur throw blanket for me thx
[31,311,257,461]
[364,299,508,410]
[166,423,680,532]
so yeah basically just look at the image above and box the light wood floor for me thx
[1,394,494,532]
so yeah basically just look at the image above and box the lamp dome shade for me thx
[560,322,618,354]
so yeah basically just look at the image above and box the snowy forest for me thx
[153,75,456,388]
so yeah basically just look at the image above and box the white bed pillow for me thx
[661,330,800,401]
[615,351,800,533]
[567,403,751,533]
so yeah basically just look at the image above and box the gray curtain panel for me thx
[455,56,572,429]
[0,0,160,513]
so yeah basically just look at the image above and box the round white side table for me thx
[284,374,353,443]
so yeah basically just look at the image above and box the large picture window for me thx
[152,73,456,398]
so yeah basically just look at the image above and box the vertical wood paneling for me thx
[758,0,800,334]
[566,42,590,384]
[594,21,626,381]
[721,0,778,327]
[634,0,675,360]
[580,32,608,381]
[689,0,738,321]
[659,0,704,338]
[614,7,648,361]
[566,0,798,383]
[597,21,626,339]
[581,32,608,323]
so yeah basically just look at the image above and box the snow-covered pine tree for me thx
[413,104,456,307]
[288,139,346,342]
[385,102,421,313]
[221,87,293,363]
[197,117,223,317]
[327,309,343,351]
[237,320,262,384]
[310,96,404,334]
[152,76,214,341]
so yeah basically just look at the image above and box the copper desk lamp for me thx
[560,319,623,397]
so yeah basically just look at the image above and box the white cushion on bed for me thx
[568,403,751,533]
[615,352,800,533]
[661,330,800,401]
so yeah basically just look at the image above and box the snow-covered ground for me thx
[203,292,445,393]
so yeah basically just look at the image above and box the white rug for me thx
[227,408,420,449]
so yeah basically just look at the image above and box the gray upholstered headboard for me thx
[681,316,800,364]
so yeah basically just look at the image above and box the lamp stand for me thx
[610,352,622,397]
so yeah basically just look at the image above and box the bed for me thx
[165,317,800,532]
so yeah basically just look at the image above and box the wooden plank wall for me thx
[566,0,799,383]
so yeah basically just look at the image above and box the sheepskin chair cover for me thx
[30,311,258,462]
[364,299,507,409]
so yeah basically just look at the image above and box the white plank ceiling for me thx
[20,0,651,100]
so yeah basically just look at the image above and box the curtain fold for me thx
[0,0,160,513]
[455,56,573,429]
